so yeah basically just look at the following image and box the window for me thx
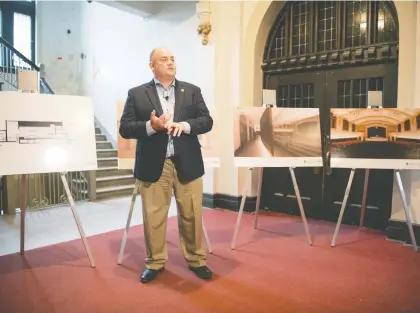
[277,83,315,108]
[337,78,383,108]
[343,119,349,131]
[291,1,310,55]
[318,1,338,51]
[0,8,3,66]
[0,1,36,64]
[404,120,410,131]
[13,12,32,67]
[0,8,3,37]
[264,1,398,62]
[345,1,369,47]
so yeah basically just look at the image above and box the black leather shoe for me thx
[140,267,164,283]
[188,265,213,280]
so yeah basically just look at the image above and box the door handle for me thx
[324,134,332,175]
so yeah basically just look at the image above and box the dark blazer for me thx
[119,78,213,183]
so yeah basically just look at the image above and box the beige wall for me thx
[208,0,420,224]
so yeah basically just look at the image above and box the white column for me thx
[211,1,243,197]
[391,0,419,223]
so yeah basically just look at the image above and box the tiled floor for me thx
[0,196,179,256]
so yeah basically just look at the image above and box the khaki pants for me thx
[139,159,206,270]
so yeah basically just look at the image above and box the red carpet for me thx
[1,209,420,313]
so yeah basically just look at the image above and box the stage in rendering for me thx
[330,108,420,169]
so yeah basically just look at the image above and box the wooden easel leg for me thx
[20,174,28,255]
[331,168,356,247]
[118,180,139,265]
[60,172,96,267]
[231,168,253,250]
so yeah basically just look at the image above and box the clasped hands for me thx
[150,110,184,137]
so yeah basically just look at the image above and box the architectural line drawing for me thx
[0,120,71,145]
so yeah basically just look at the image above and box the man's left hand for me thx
[166,122,185,137]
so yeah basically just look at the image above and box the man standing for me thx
[119,47,213,283]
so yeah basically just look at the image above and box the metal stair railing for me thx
[0,36,94,214]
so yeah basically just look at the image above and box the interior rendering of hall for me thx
[233,107,322,158]
[330,108,420,159]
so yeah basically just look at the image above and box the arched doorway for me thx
[260,0,399,230]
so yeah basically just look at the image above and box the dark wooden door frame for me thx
[261,71,326,219]
[261,63,399,230]
[322,63,398,229]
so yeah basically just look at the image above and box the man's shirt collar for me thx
[154,77,175,88]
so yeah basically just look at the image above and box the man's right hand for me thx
[150,110,168,131]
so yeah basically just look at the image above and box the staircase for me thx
[94,126,136,200]
[0,34,136,209]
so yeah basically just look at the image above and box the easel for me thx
[0,71,97,266]
[331,99,377,247]
[117,180,213,265]
[330,168,364,247]
[230,166,313,250]
[330,168,418,252]
[330,99,418,252]
[0,172,96,267]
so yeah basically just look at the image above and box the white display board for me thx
[263,89,276,107]
[330,108,420,170]
[233,107,323,168]
[0,92,98,176]
[367,91,382,107]
[234,157,322,167]
[331,158,420,170]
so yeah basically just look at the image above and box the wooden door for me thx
[261,63,398,230]
[261,71,327,219]
[323,63,398,230]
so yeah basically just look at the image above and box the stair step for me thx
[97,156,118,167]
[97,148,116,152]
[96,174,134,188]
[96,141,113,149]
[97,157,118,161]
[97,150,118,158]
[96,166,118,170]
[80,184,134,194]
[95,127,101,134]
[95,184,136,200]
[96,166,132,177]
[97,184,135,193]
[96,134,107,141]
[96,174,133,181]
